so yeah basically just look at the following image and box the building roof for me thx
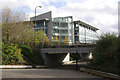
[30,11,52,21]
[53,16,73,19]
[74,20,99,31]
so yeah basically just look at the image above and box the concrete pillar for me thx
[62,53,70,62]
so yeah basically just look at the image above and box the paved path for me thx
[2,69,105,79]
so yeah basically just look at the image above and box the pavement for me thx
[0,65,45,69]
[1,69,106,80]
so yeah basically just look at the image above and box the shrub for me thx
[115,37,120,70]
[87,33,120,74]
[30,48,44,65]
[20,45,33,56]
[20,45,44,65]
[2,43,25,65]
[92,53,106,65]
[92,33,117,65]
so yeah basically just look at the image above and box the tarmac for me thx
[2,69,104,79]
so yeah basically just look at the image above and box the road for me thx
[1,69,107,80]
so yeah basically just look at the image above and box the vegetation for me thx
[1,7,44,65]
[2,7,34,44]
[64,36,68,46]
[36,30,46,46]
[2,43,25,65]
[44,36,50,47]
[89,33,120,74]
[20,45,44,65]
[53,36,59,46]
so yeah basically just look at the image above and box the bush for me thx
[92,53,106,65]
[2,43,25,65]
[89,33,120,74]
[115,37,120,70]
[20,45,44,65]
[31,48,44,65]
[92,33,117,65]
[20,45,33,56]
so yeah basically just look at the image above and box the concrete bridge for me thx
[40,45,94,67]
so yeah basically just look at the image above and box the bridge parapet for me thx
[40,47,93,54]
[42,43,94,48]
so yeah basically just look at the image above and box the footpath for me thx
[0,65,46,69]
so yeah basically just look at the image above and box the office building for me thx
[30,11,99,44]
[52,16,74,44]
[74,20,99,44]
[30,11,74,44]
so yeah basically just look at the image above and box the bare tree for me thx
[2,7,34,44]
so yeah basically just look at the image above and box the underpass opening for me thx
[44,53,68,67]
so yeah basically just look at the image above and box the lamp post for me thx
[34,6,42,46]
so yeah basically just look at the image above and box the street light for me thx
[34,6,42,46]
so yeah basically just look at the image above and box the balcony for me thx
[53,27,68,30]
[52,33,68,36]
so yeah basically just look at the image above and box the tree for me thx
[53,36,59,46]
[19,21,34,44]
[55,36,58,42]
[36,30,46,46]
[44,36,50,46]
[64,36,68,46]
[1,7,34,44]
[92,33,118,65]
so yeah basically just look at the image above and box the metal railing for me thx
[40,40,97,48]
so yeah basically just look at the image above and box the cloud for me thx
[0,0,118,34]
[49,0,118,34]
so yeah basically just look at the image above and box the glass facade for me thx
[31,12,99,45]
[35,21,48,34]
[74,21,98,43]
[52,16,73,44]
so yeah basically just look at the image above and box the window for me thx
[75,36,79,41]
[45,29,47,34]
[75,24,79,28]
[75,29,79,33]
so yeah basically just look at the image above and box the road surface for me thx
[2,69,106,80]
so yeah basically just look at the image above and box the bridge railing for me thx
[39,40,97,48]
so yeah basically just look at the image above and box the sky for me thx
[0,0,119,34]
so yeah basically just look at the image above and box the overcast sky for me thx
[0,0,119,34]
